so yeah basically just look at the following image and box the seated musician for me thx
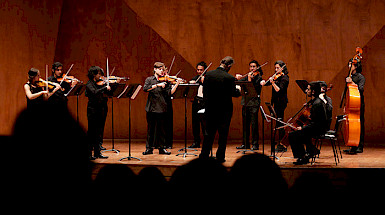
[289,81,328,165]
[318,81,333,129]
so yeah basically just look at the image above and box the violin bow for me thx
[45,64,49,90]
[59,63,74,86]
[168,56,176,75]
[106,58,110,87]
[195,62,212,83]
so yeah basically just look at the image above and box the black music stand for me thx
[265,102,279,161]
[174,84,199,158]
[65,84,86,124]
[259,106,270,155]
[102,83,127,154]
[118,84,142,161]
[235,81,259,154]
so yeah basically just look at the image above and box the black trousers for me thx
[242,105,259,147]
[146,112,167,149]
[289,129,318,159]
[200,111,232,160]
[192,98,206,144]
[359,102,365,148]
[87,104,108,156]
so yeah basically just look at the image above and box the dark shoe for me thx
[236,144,250,149]
[344,147,358,155]
[293,157,309,165]
[356,147,363,153]
[159,148,171,155]
[142,149,153,155]
[95,154,109,159]
[251,144,259,151]
[189,142,200,148]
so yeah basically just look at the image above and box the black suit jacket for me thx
[203,67,241,116]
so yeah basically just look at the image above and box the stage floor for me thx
[93,140,385,168]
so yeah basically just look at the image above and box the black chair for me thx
[311,115,345,165]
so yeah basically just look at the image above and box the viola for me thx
[96,76,128,85]
[36,78,57,89]
[57,75,83,84]
[238,61,268,80]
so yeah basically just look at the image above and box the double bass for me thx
[340,47,362,147]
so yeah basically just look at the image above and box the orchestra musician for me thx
[47,62,78,108]
[85,66,111,159]
[24,68,61,110]
[318,81,333,129]
[344,58,365,154]
[199,56,241,163]
[143,62,182,155]
[235,60,264,150]
[189,61,208,148]
[289,81,328,165]
[261,60,289,152]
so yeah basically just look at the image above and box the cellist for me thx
[344,58,365,154]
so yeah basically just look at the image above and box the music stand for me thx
[102,83,127,154]
[118,84,142,161]
[265,102,279,161]
[65,84,86,124]
[174,84,199,158]
[235,81,259,154]
[259,106,270,155]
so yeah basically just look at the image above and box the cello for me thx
[339,47,362,147]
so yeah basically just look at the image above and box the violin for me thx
[57,75,83,84]
[36,78,57,89]
[158,75,186,84]
[238,61,268,79]
[96,76,128,85]
[265,64,286,84]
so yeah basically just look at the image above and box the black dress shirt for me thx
[143,76,172,113]
[351,72,365,104]
[302,97,328,136]
[265,74,289,106]
[85,80,108,108]
[47,76,71,106]
[203,67,241,115]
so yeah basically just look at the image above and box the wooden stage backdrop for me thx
[1,0,385,142]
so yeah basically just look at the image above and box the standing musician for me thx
[47,62,78,108]
[85,66,111,159]
[235,60,264,150]
[344,58,365,154]
[261,60,289,152]
[189,61,208,148]
[143,62,182,155]
[24,68,61,109]
[289,81,328,165]
[199,56,241,163]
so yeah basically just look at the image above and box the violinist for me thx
[344,58,365,154]
[235,60,264,150]
[289,81,328,165]
[47,62,78,108]
[85,66,111,159]
[24,68,61,109]
[189,61,208,148]
[261,60,289,152]
[143,62,182,155]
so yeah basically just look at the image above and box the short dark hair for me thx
[274,60,288,74]
[87,66,104,80]
[220,56,234,66]
[52,62,63,71]
[249,60,263,75]
[28,68,39,82]
[196,61,207,70]
[309,81,322,97]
